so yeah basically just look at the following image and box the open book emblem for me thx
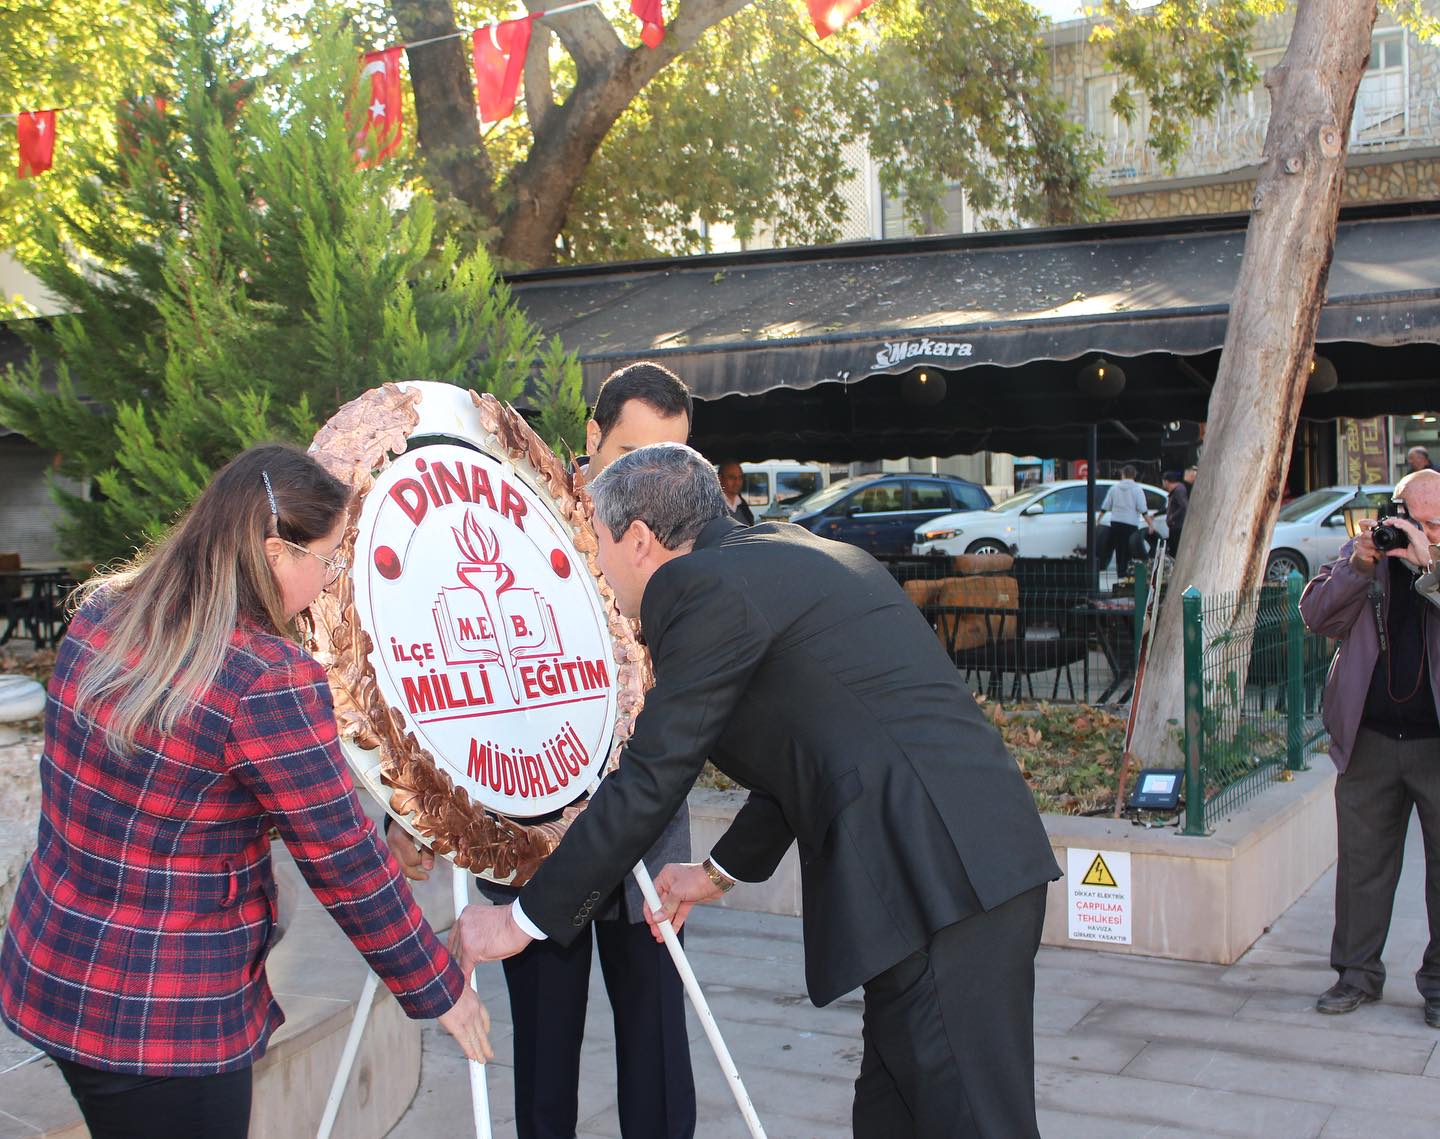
[433,510,563,702]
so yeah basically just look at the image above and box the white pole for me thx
[316,971,379,1139]
[630,862,768,1139]
[452,865,494,1139]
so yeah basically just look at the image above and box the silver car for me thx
[1266,484,1394,581]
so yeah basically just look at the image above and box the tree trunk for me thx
[389,0,495,223]
[1127,0,1377,767]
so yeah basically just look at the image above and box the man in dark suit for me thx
[452,443,1061,1138]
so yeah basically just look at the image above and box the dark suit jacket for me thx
[520,516,1060,1005]
[729,498,755,525]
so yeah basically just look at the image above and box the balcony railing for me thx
[1094,96,1435,185]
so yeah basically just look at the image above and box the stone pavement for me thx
[388,817,1439,1138]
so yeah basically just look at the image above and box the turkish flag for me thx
[17,110,56,179]
[354,47,404,167]
[631,0,665,49]
[473,19,533,124]
[806,0,873,38]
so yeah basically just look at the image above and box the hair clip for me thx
[262,470,279,523]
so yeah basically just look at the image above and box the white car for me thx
[912,479,1169,559]
[1266,484,1394,581]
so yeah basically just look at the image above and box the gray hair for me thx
[588,442,728,549]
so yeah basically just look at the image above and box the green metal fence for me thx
[1180,571,1332,835]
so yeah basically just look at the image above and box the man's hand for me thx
[436,987,494,1064]
[448,902,533,974]
[386,825,435,882]
[1385,516,1436,571]
[643,862,724,943]
[1351,519,1382,573]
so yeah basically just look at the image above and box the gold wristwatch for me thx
[701,856,735,894]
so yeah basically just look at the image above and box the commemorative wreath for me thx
[306,381,648,885]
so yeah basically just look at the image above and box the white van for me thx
[741,461,829,519]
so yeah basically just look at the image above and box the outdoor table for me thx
[0,569,78,650]
[1081,595,1136,703]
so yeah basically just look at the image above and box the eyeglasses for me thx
[280,538,349,584]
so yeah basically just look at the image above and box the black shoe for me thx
[1425,999,1440,1029]
[1316,982,1378,1014]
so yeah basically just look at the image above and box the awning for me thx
[509,203,1440,460]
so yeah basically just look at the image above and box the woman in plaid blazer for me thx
[0,444,491,1139]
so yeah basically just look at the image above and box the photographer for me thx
[1299,468,1440,1030]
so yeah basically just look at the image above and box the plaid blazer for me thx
[0,597,464,1074]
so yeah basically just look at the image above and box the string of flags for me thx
[8,0,875,178]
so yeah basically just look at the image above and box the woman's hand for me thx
[387,826,435,882]
[437,987,493,1064]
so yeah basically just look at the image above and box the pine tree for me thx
[0,2,585,562]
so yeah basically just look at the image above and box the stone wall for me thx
[1104,155,1440,222]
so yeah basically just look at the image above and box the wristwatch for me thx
[701,857,736,894]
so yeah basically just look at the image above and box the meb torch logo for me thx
[354,444,617,818]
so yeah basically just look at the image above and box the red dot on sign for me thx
[374,546,402,580]
[550,549,571,578]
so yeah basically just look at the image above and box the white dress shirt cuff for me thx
[511,899,548,941]
[706,855,738,883]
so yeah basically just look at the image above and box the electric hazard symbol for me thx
[1081,853,1118,888]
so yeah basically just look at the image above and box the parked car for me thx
[911,479,1169,559]
[788,473,993,556]
[1266,484,1394,581]
[741,461,829,519]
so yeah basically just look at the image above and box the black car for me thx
[787,474,993,557]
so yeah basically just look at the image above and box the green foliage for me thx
[0,2,586,561]
[860,0,1110,231]
[0,0,172,261]
[1090,0,1288,166]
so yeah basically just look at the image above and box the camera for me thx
[1371,502,1411,551]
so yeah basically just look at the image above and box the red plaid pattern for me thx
[1,598,463,1073]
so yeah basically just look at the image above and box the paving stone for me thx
[1318,1105,1440,1138]
[1034,1066,1332,1138]
[1037,1108,1218,1138]
[1034,1030,1148,1074]
[1078,1003,1436,1075]
[1123,1040,1440,1121]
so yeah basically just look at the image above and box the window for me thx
[1354,30,1407,142]
[881,183,967,239]
[909,481,951,510]
[1041,486,1090,514]
[1084,75,1149,150]
[1144,490,1167,514]
[954,484,991,511]
[852,483,905,514]
[775,470,821,504]
[742,472,771,507]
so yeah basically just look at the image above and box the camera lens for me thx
[1372,522,1406,551]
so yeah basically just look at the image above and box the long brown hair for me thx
[74,444,351,751]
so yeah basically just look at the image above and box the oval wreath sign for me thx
[306,381,647,885]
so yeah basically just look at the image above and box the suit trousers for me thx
[852,884,1048,1139]
[1331,727,1440,1000]
[502,914,695,1139]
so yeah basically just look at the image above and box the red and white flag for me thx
[631,0,665,49]
[17,110,56,179]
[354,47,404,167]
[473,18,533,124]
[805,0,873,39]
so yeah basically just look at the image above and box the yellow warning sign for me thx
[1082,853,1118,888]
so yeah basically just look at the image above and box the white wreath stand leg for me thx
[630,861,768,1139]
[319,864,763,1139]
[317,867,492,1139]
[452,865,494,1139]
